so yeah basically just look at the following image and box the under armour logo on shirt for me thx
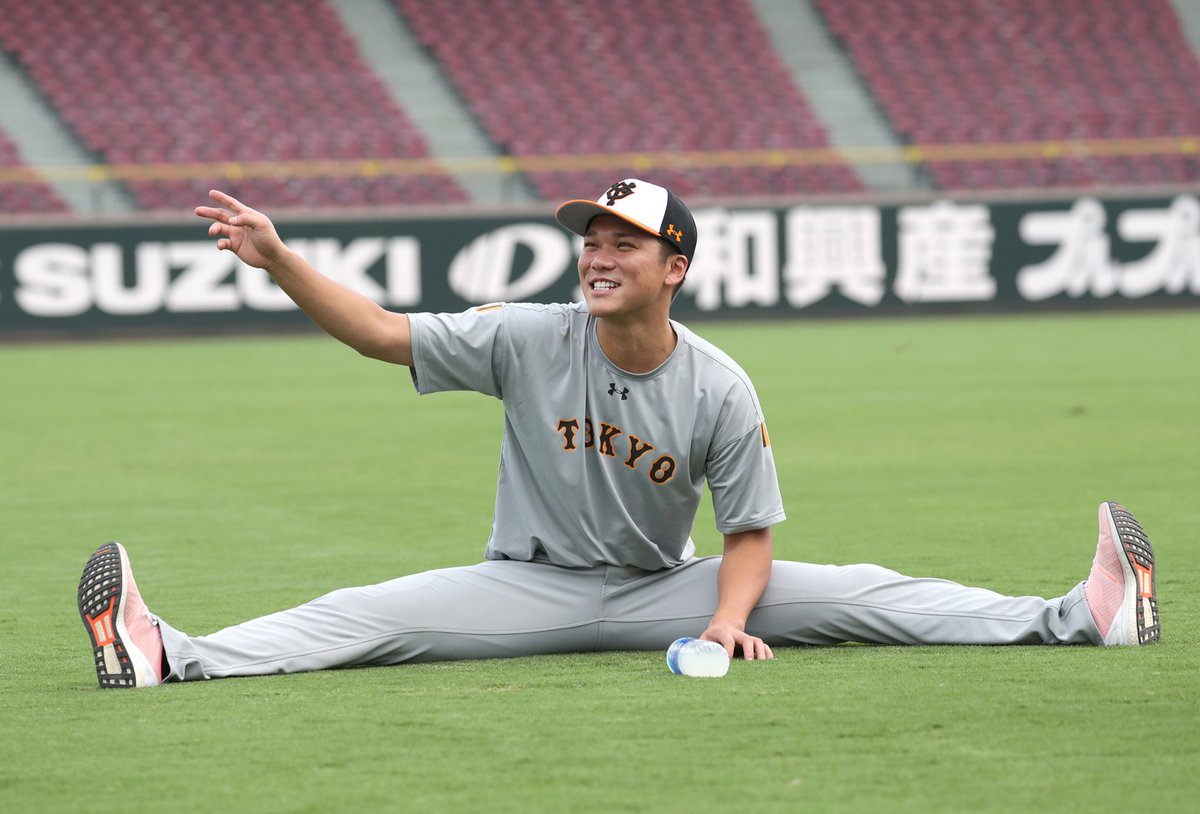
[608,383,629,400]
[605,181,637,205]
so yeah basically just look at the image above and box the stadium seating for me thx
[392,0,862,200]
[0,129,67,215]
[5,0,1200,211]
[0,0,465,211]
[813,0,1200,189]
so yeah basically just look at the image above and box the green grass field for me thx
[2,310,1197,813]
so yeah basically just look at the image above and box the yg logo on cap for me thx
[606,181,637,205]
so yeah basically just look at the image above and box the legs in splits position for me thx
[77,502,1160,688]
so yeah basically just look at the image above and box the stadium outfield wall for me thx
[1,192,1197,338]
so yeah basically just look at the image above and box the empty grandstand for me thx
[814,0,1200,189]
[0,0,465,213]
[1,0,1199,215]
[393,0,862,201]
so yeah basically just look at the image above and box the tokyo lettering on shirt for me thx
[408,302,785,570]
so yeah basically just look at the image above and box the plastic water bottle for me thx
[666,637,730,677]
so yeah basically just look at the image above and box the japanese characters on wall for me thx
[682,195,1198,312]
[0,194,1196,336]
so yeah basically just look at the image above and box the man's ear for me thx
[665,254,689,287]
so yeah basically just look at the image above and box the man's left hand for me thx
[701,622,774,661]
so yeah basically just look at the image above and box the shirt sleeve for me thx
[705,389,786,535]
[407,305,510,398]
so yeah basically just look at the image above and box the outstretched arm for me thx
[700,527,775,661]
[195,189,413,365]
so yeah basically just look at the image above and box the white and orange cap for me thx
[555,178,697,263]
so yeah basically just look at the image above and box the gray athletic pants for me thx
[157,557,1102,681]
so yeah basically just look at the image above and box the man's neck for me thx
[596,317,678,374]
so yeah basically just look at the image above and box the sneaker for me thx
[1083,502,1159,646]
[77,542,165,687]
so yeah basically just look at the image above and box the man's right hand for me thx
[193,189,413,366]
[195,189,287,270]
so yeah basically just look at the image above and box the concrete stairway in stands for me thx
[328,0,537,205]
[750,0,920,191]
[0,46,134,214]
[1170,0,1200,57]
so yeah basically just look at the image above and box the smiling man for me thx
[76,178,1158,688]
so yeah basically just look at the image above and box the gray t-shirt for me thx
[408,302,785,570]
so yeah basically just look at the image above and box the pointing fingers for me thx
[194,190,254,226]
[194,191,281,267]
[207,188,247,213]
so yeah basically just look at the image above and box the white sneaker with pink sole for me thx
[1083,502,1159,646]
[78,542,165,688]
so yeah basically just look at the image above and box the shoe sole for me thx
[78,542,155,688]
[1105,502,1160,645]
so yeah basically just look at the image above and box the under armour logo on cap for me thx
[666,224,683,243]
[605,180,637,205]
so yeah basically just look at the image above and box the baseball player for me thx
[77,179,1159,688]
